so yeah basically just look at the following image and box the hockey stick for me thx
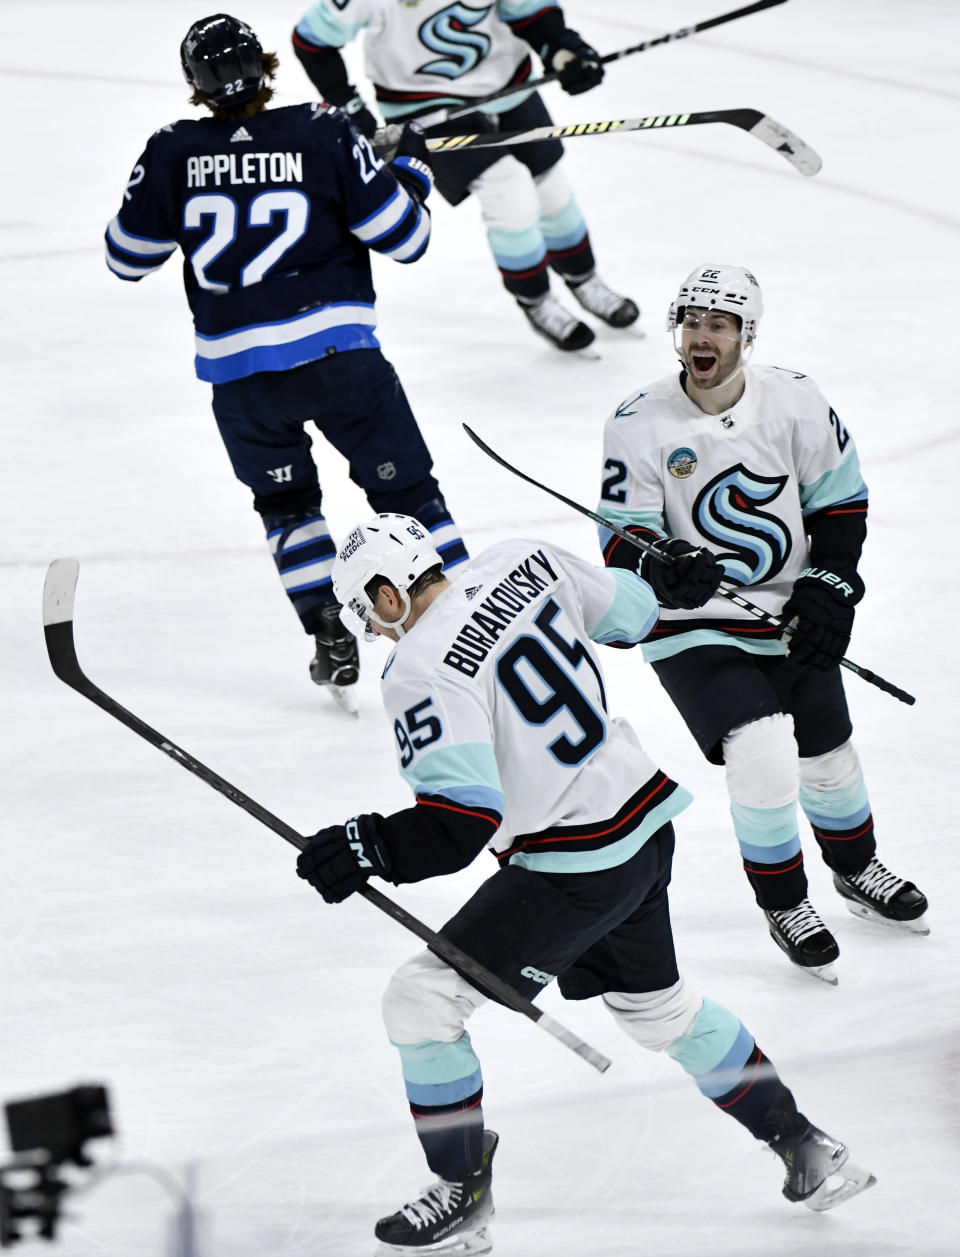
[444,0,789,121]
[42,559,611,1074]
[461,425,916,707]
[427,108,821,177]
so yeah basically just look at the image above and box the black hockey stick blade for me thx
[42,558,612,1072]
[429,108,821,177]
[461,426,915,706]
[444,0,789,120]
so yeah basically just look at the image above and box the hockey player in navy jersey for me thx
[598,263,928,981]
[291,0,639,353]
[294,513,874,1253]
[104,14,468,710]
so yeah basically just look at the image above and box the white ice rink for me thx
[3,1,959,1253]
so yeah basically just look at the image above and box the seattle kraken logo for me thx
[417,3,492,78]
[693,464,791,585]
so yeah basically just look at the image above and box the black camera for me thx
[1,1084,113,1246]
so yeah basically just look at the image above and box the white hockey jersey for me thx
[598,364,868,662]
[296,0,551,119]
[380,540,692,874]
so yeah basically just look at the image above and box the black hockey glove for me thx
[780,565,865,670]
[541,29,604,95]
[339,92,378,140]
[296,815,392,904]
[640,537,723,610]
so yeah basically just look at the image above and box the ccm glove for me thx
[296,814,392,904]
[780,565,865,670]
[541,29,604,95]
[640,537,723,610]
[335,91,378,140]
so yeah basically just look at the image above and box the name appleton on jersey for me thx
[443,550,559,677]
[185,152,304,188]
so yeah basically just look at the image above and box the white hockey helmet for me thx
[666,264,763,342]
[332,513,442,640]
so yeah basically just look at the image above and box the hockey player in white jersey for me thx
[295,513,874,1253]
[598,263,928,983]
[291,0,639,352]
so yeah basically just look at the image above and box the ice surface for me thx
[2,2,958,1253]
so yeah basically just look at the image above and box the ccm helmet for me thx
[666,264,763,343]
[332,514,442,640]
[180,14,264,109]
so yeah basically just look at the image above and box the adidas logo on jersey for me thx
[464,585,484,600]
[230,126,253,143]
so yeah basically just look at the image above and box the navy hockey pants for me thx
[210,348,467,635]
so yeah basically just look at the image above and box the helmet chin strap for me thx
[368,589,412,638]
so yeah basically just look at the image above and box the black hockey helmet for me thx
[180,14,264,108]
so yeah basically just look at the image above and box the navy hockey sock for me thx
[712,1044,806,1142]
[410,1092,486,1182]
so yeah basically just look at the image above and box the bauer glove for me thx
[388,124,434,203]
[640,537,723,610]
[297,814,392,904]
[541,29,604,95]
[781,565,864,670]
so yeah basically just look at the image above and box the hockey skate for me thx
[310,603,359,717]
[770,1121,876,1212]
[764,899,839,984]
[517,293,595,352]
[374,1130,498,1255]
[833,856,929,934]
[567,271,640,329]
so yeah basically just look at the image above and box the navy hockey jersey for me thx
[105,104,431,383]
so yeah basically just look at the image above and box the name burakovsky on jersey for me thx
[441,548,560,676]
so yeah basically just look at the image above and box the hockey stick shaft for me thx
[428,108,821,176]
[42,559,610,1073]
[461,425,915,706]
[444,0,789,120]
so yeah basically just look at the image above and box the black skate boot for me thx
[374,1129,498,1255]
[833,856,929,933]
[309,603,359,716]
[770,1120,876,1212]
[517,293,595,351]
[764,899,839,984]
[567,271,640,328]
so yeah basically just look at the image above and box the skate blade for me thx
[322,682,359,717]
[842,901,930,935]
[375,1223,492,1256]
[795,961,838,986]
[803,1160,877,1212]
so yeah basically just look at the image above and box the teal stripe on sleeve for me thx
[402,742,504,814]
[295,4,366,48]
[800,456,868,515]
[591,568,659,645]
[596,505,665,557]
